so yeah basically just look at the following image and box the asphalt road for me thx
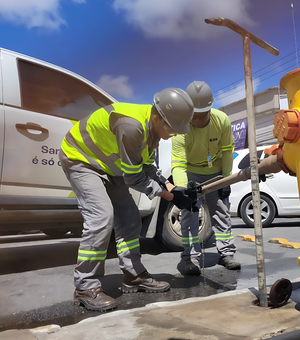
[1,217,300,332]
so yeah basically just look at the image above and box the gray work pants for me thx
[181,171,236,265]
[59,151,146,290]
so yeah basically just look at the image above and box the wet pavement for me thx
[1,218,300,333]
[2,283,300,340]
[0,263,239,332]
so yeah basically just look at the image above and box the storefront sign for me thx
[231,118,248,150]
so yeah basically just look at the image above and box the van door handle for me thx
[16,123,49,134]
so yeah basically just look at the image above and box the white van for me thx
[0,48,211,248]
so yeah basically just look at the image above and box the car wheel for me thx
[161,201,212,251]
[240,194,276,227]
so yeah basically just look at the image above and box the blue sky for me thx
[0,0,299,108]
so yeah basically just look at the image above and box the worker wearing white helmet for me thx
[59,87,195,311]
[171,81,241,276]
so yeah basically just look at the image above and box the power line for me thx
[213,4,299,104]
[250,56,295,81]
[213,49,300,95]
[253,56,296,79]
[214,61,298,101]
[253,62,298,87]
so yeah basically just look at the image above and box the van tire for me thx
[161,201,212,251]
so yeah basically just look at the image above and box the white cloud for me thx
[97,75,133,99]
[0,0,85,29]
[112,0,254,40]
[215,78,260,107]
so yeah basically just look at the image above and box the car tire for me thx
[161,201,212,251]
[240,193,276,227]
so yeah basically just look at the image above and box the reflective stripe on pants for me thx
[181,171,236,265]
[59,151,145,290]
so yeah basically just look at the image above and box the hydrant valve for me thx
[273,109,300,143]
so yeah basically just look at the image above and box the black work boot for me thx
[122,270,170,293]
[184,261,201,276]
[218,255,241,270]
[73,287,117,311]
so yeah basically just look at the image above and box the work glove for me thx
[156,169,169,190]
[218,185,231,200]
[159,181,167,190]
[259,174,266,183]
[186,180,198,202]
[171,186,197,212]
[186,180,199,212]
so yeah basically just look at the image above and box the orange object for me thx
[273,109,300,143]
[273,68,300,196]
[264,144,279,156]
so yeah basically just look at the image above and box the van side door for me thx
[1,49,115,204]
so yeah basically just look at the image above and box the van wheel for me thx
[161,201,212,251]
[240,194,276,227]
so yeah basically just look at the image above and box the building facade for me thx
[218,86,288,150]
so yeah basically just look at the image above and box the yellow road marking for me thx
[237,234,255,242]
[281,242,300,249]
[268,238,288,244]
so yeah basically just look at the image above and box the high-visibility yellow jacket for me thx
[171,108,235,187]
[61,103,162,199]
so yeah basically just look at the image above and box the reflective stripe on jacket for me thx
[171,108,235,187]
[61,103,153,176]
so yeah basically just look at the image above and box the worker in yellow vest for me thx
[171,81,241,276]
[59,88,194,311]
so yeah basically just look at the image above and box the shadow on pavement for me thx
[0,231,218,275]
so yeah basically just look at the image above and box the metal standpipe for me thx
[197,154,282,196]
[205,18,279,307]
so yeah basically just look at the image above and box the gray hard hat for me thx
[186,81,214,113]
[153,88,194,134]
